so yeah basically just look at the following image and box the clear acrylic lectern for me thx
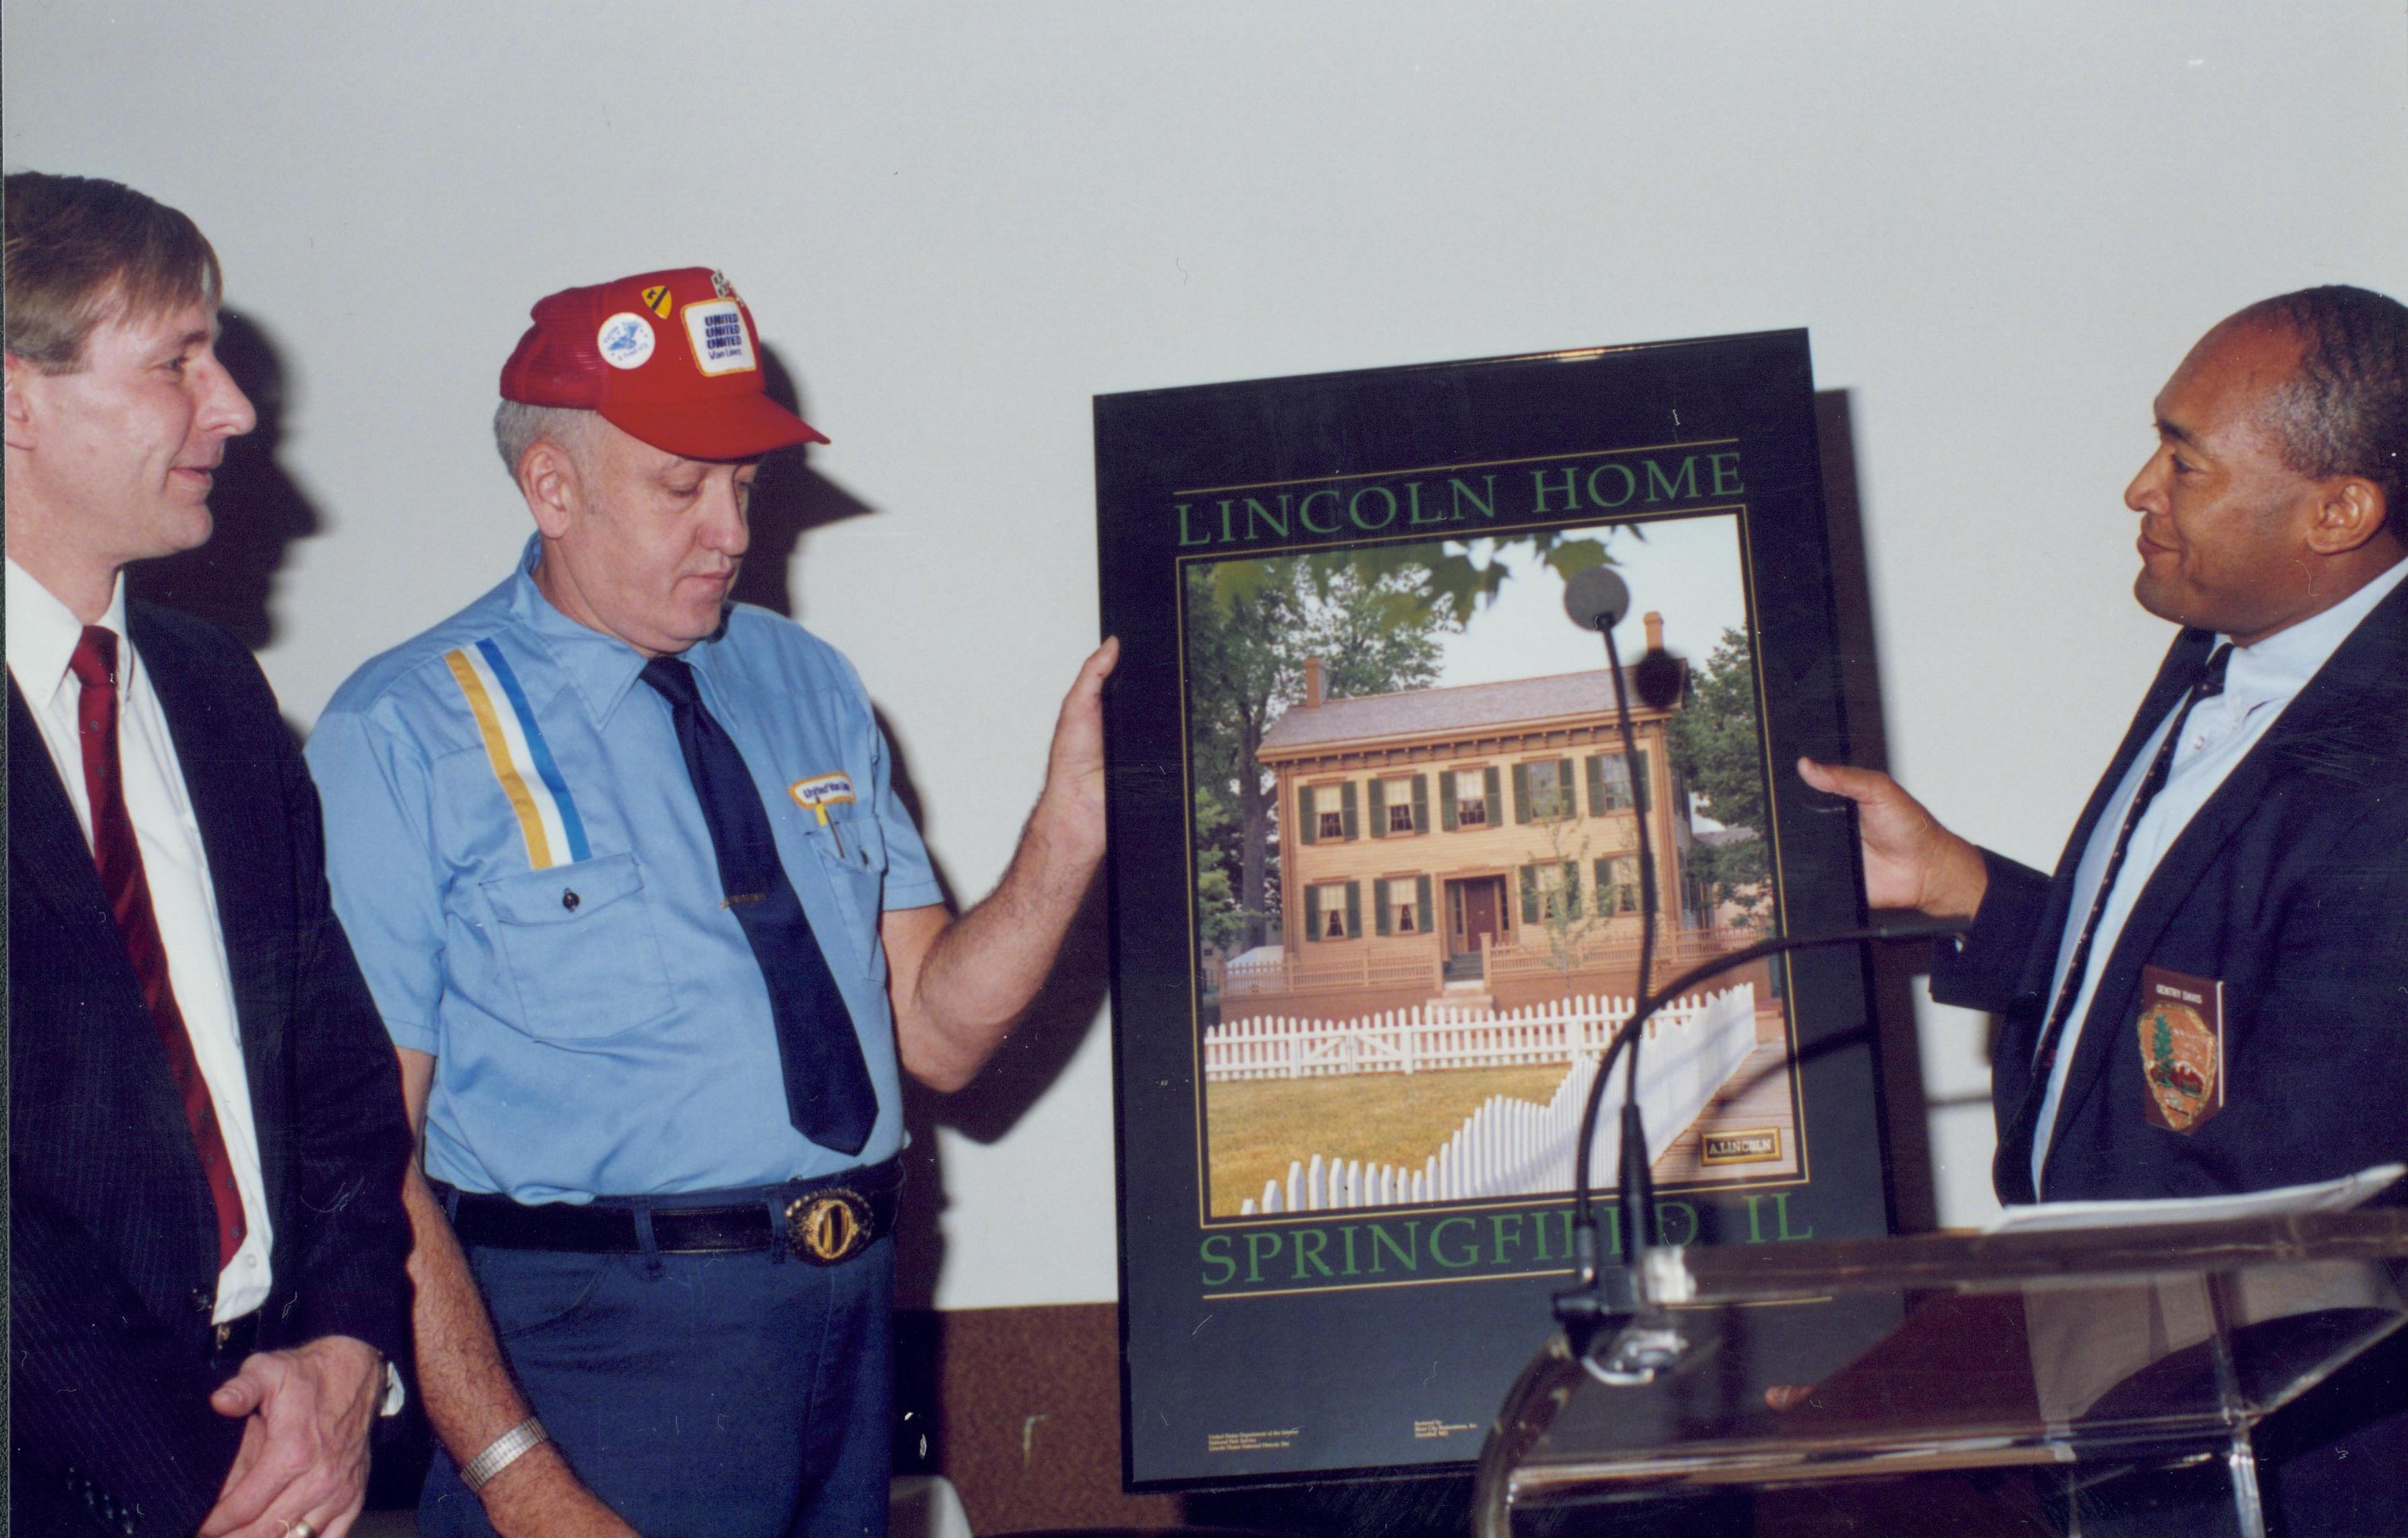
[1473,1210,2408,1537]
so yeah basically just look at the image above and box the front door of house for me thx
[1450,877,1505,957]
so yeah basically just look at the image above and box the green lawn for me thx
[1206,1064,1569,1216]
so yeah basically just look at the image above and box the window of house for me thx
[1595,755,1634,811]
[1589,750,1649,814]
[1533,862,1577,922]
[1455,769,1489,827]
[1599,855,1641,915]
[1299,781,1357,844]
[1308,881,1357,940]
[1527,760,1570,819]
[1387,800,1415,833]
[1375,874,1433,937]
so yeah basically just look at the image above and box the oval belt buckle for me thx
[786,1187,873,1265]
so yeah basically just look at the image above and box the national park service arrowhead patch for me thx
[2138,964,2225,1134]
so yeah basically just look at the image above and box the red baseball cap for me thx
[498,266,828,460]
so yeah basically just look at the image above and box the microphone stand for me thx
[1550,568,1965,1380]
[1550,918,1969,1378]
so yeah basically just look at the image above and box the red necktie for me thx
[69,628,247,1270]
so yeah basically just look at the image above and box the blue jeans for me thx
[418,1221,893,1538]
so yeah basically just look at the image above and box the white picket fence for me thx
[1235,984,1757,1215]
[1210,993,1647,1081]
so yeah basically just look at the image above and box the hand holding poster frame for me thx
[1094,331,1887,1489]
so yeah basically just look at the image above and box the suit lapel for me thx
[6,675,208,1171]
[2044,580,2408,1163]
[5,679,124,938]
[1991,631,2212,1196]
[2004,631,2216,1041]
[125,608,286,1103]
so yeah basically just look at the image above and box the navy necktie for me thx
[641,655,877,1156]
[2014,641,2231,1183]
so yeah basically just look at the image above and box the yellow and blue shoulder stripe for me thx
[444,639,591,870]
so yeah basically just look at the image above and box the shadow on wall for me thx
[728,344,878,617]
[1809,387,1938,1236]
[127,311,318,653]
[730,344,1119,1309]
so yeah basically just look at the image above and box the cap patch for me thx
[682,299,757,377]
[640,284,674,319]
[597,312,657,370]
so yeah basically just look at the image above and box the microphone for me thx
[1566,565,1685,709]
[1562,566,1631,632]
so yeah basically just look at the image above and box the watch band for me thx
[461,1416,551,1493]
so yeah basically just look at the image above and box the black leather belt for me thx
[446,1160,900,1266]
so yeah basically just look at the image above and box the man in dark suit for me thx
[6,171,415,1538]
[1804,286,2408,1533]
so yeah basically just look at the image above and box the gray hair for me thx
[2235,285,2408,523]
[492,400,600,481]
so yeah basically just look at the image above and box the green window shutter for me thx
[1411,774,1428,834]
[1303,885,1321,941]
[1439,772,1459,830]
[1512,763,1532,824]
[1415,875,1434,933]
[1556,759,1575,817]
[1633,750,1651,815]
[1298,784,1318,846]
[1339,780,1359,840]
[1373,878,1391,936]
[1519,866,1539,925]
[1367,777,1386,839]
[1586,755,1608,816]
[1562,861,1581,916]
[1593,858,1613,917]
[1344,881,1361,939]
[1484,766,1502,825]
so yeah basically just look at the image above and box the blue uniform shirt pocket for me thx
[481,852,677,1042]
[798,806,887,970]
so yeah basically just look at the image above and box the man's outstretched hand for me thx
[1035,636,1118,870]
[1796,757,1989,920]
[200,1334,383,1538]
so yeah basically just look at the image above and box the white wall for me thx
[9,2,2404,1301]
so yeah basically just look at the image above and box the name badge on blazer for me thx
[2138,965,2225,1134]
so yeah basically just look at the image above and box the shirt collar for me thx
[2216,554,2408,715]
[5,556,131,706]
[506,533,716,723]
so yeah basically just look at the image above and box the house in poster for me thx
[1223,612,1755,1019]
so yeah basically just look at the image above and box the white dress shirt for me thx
[2032,556,2408,1193]
[6,558,276,1322]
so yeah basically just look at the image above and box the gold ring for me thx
[288,1521,320,1538]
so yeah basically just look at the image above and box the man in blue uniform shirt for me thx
[307,268,1116,1537]
[1804,287,2408,1534]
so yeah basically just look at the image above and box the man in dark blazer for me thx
[1805,286,2408,1533]
[7,171,414,1538]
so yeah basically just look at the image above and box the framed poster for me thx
[1096,331,1886,1490]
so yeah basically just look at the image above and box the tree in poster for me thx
[1664,626,1770,924]
[1185,557,1452,952]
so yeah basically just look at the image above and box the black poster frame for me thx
[1094,331,1887,1490]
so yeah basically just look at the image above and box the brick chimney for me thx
[1303,657,1324,708]
[1643,611,1665,652]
